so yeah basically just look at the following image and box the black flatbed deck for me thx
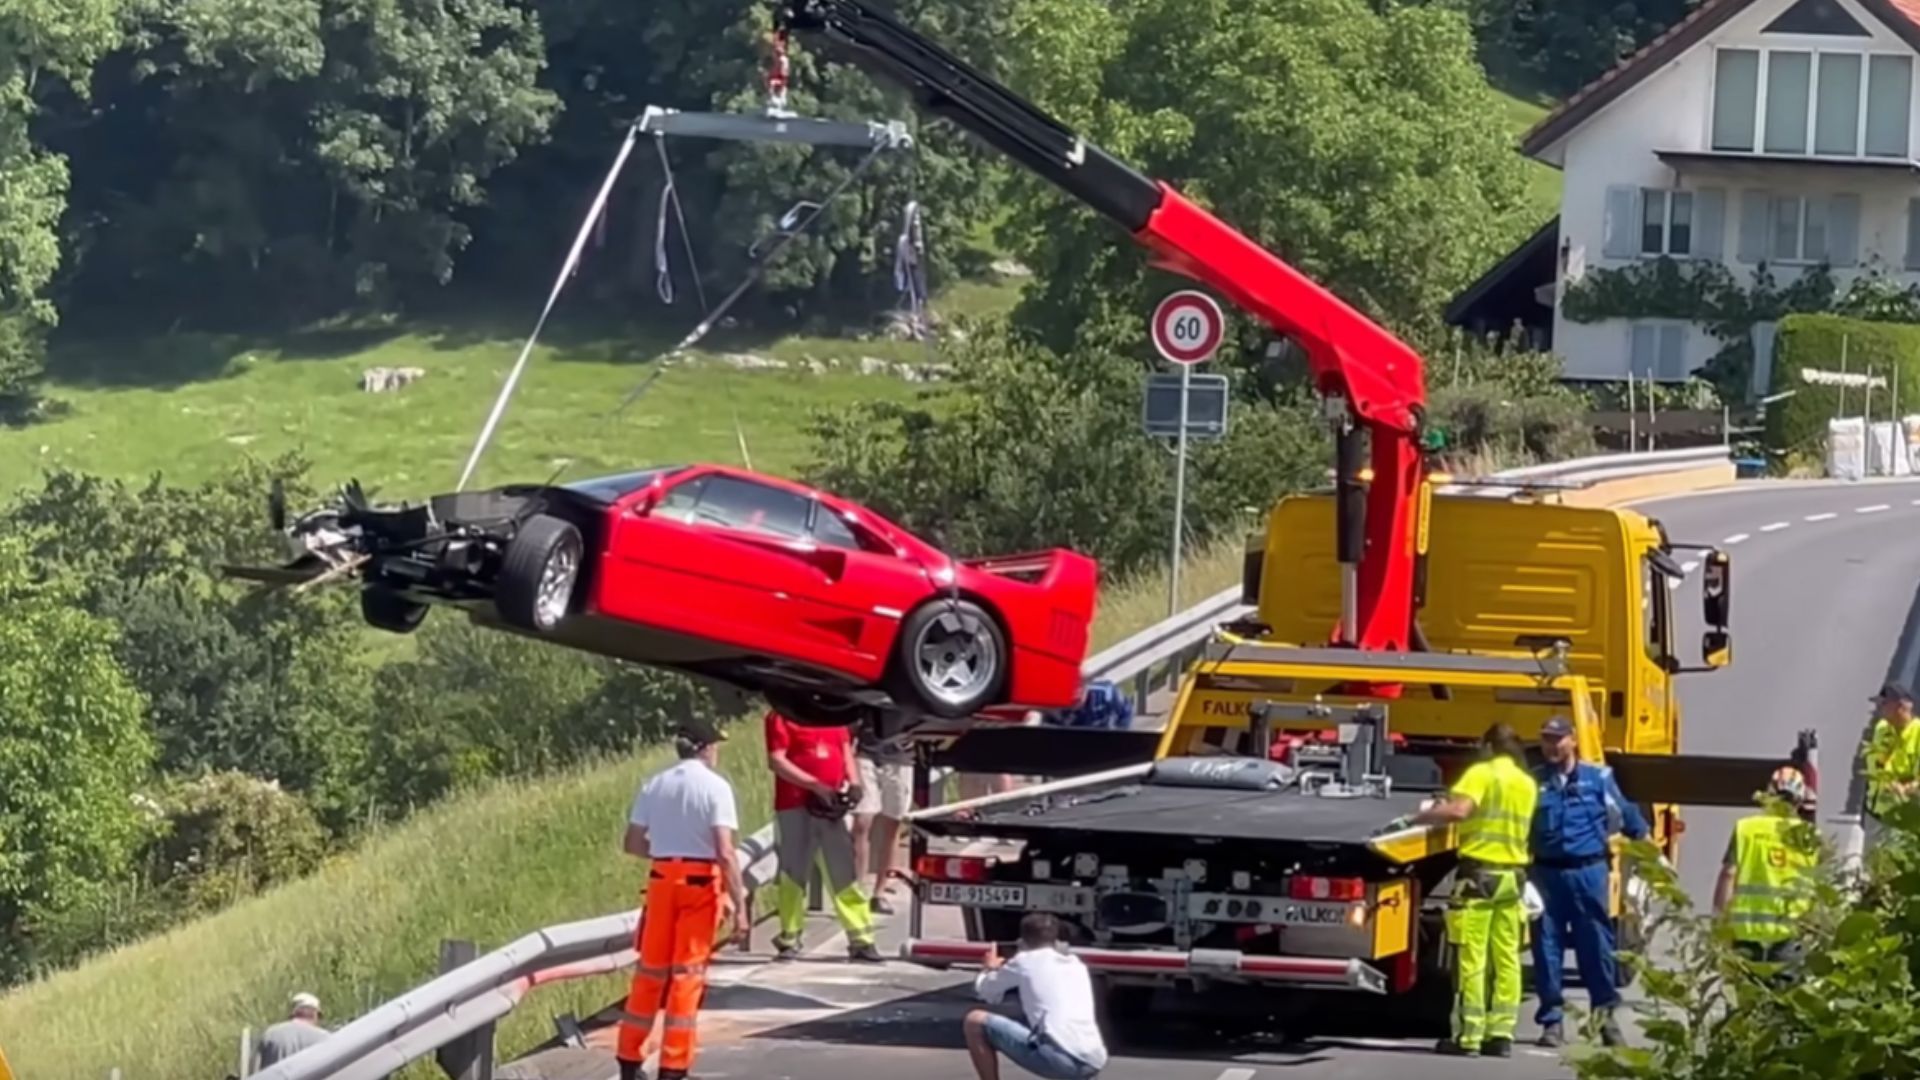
[915,780,1437,847]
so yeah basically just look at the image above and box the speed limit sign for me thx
[1151,290,1225,365]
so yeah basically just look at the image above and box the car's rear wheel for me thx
[497,515,583,632]
[361,586,429,634]
[892,599,1007,718]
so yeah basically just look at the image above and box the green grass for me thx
[0,538,1239,1079]
[1494,90,1562,223]
[0,720,774,1080]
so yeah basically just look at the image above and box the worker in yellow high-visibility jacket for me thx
[1407,722,1538,1059]
[1863,682,1920,851]
[1714,765,1818,982]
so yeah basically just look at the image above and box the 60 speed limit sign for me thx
[1151,290,1225,365]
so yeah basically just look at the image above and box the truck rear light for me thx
[916,855,992,883]
[1290,875,1365,902]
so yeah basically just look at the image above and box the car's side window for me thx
[691,476,811,539]
[811,504,865,551]
[654,476,707,524]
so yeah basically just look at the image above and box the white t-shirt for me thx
[629,759,739,860]
[973,946,1108,1069]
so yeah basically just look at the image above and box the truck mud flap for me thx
[923,726,1164,778]
[1609,752,1793,808]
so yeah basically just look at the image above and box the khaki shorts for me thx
[856,755,912,819]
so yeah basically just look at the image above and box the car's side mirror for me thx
[1701,630,1732,668]
[1702,549,1730,629]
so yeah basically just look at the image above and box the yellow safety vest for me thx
[1453,756,1538,867]
[1865,719,1920,816]
[1728,810,1815,944]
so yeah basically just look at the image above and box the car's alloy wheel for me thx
[498,515,584,632]
[896,599,1006,718]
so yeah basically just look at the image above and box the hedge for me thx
[1766,313,1920,454]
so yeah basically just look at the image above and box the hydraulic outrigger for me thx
[775,0,1430,675]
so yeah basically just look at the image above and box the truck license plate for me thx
[929,882,1028,908]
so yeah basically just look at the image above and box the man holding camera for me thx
[766,708,882,963]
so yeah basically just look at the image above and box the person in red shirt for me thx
[766,710,882,962]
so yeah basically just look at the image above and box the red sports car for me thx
[249,464,1100,727]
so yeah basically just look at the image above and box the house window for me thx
[1770,195,1829,261]
[1641,189,1694,255]
[1629,323,1690,381]
[1712,47,1913,158]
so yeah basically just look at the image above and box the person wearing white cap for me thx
[254,991,329,1068]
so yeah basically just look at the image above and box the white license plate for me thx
[929,882,1029,908]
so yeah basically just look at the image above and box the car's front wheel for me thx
[892,599,1007,718]
[497,514,583,632]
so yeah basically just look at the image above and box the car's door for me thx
[599,472,844,664]
[795,501,936,676]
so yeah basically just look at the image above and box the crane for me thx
[774,0,1433,666]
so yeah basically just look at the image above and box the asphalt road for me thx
[526,478,1920,1080]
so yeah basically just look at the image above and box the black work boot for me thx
[848,939,884,963]
[1538,1022,1565,1048]
[1436,1039,1477,1056]
[1598,1009,1628,1048]
[1483,1037,1514,1058]
[773,935,800,962]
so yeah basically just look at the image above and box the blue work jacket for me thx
[1529,760,1649,862]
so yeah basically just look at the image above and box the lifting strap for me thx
[653,135,710,312]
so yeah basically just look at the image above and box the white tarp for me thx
[1827,415,1920,478]
[1828,417,1866,480]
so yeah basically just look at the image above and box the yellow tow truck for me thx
[900,489,1795,1026]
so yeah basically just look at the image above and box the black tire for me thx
[496,514,583,632]
[765,689,874,729]
[891,599,1008,718]
[361,587,429,634]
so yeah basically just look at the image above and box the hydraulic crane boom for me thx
[774,0,1431,657]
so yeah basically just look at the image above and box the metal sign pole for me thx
[1169,362,1191,619]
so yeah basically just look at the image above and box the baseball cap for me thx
[290,992,321,1013]
[1540,715,1575,738]
[1874,681,1913,704]
[676,718,727,748]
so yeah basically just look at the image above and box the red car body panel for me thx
[580,464,1098,712]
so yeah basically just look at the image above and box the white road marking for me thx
[1214,1070,1257,1080]
[1760,521,1790,532]
[1912,497,1920,505]
[1806,512,1838,522]
[1723,533,1750,544]
[1859,504,1891,514]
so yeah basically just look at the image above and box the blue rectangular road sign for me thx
[1143,372,1230,439]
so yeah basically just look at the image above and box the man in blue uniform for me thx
[1529,715,1648,1048]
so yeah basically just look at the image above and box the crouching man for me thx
[964,914,1107,1080]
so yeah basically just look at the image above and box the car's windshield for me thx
[561,466,683,503]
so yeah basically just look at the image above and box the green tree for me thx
[0,539,154,981]
[0,0,124,412]
[54,0,560,326]
[996,0,1535,355]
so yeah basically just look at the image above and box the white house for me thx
[1461,0,1920,388]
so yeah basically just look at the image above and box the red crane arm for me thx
[775,0,1430,655]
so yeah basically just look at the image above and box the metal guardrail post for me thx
[435,940,494,1080]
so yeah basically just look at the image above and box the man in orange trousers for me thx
[619,718,751,1080]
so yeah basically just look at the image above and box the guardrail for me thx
[256,444,1733,1080]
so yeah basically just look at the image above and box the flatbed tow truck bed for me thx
[915,779,1434,848]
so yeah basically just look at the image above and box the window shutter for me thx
[1827,193,1860,267]
[1738,189,1772,263]
[1906,199,1920,270]
[1692,188,1726,260]
[1658,325,1687,380]
[1603,186,1640,259]
[1629,324,1657,378]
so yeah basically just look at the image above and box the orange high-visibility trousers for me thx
[617,858,722,1075]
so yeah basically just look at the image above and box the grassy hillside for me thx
[2,270,1029,503]
[0,540,1243,1080]
[1495,90,1562,222]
